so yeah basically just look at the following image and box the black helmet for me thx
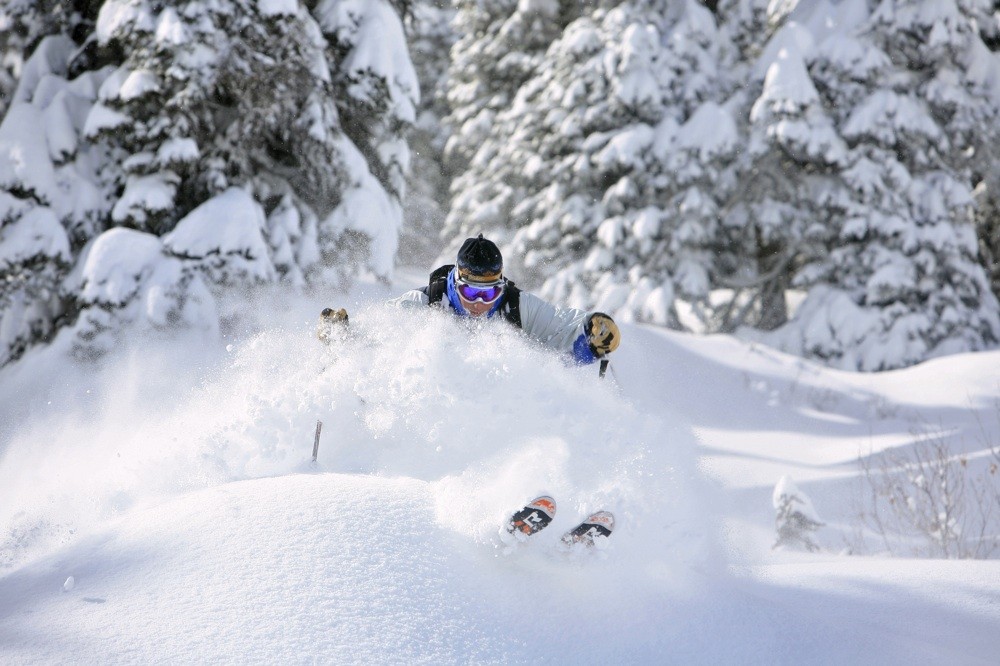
[456,234,503,284]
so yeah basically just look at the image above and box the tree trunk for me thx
[756,237,788,331]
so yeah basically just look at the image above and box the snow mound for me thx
[0,472,708,663]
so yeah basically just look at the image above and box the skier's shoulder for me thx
[514,288,544,308]
[517,289,586,324]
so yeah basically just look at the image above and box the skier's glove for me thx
[586,312,620,357]
[317,307,349,344]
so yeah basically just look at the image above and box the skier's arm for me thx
[517,292,619,364]
[387,289,430,309]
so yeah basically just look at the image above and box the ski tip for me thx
[526,496,557,517]
[584,510,614,532]
[560,510,615,548]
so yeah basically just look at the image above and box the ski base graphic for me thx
[559,510,615,548]
[504,496,556,541]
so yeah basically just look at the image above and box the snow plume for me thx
[0,299,709,575]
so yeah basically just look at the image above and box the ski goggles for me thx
[456,280,505,303]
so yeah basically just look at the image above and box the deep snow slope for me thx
[0,474,712,663]
[2,474,997,664]
[1,286,1000,663]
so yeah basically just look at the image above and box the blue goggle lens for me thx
[457,282,504,303]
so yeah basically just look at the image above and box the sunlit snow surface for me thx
[1,282,999,663]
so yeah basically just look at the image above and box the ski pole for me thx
[311,420,323,463]
[599,359,609,379]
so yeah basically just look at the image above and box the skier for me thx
[317,235,621,547]
[385,234,620,365]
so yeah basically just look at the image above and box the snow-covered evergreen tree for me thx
[724,38,847,332]
[773,475,823,552]
[0,35,104,365]
[0,16,21,118]
[735,0,1000,370]
[443,0,583,252]
[710,0,870,334]
[0,1,93,118]
[968,1,1000,303]
[313,0,418,282]
[978,190,1000,300]
[91,0,415,281]
[716,0,776,60]
[401,0,456,266]
[65,226,218,361]
[458,1,736,328]
[445,0,562,173]
[0,0,416,366]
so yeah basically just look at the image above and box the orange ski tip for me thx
[587,512,615,529]
[531,497,556,513]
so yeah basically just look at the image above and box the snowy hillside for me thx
[1,278,999,663]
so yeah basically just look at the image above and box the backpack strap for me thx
[423,264,454,304]
[501,281,522,328]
